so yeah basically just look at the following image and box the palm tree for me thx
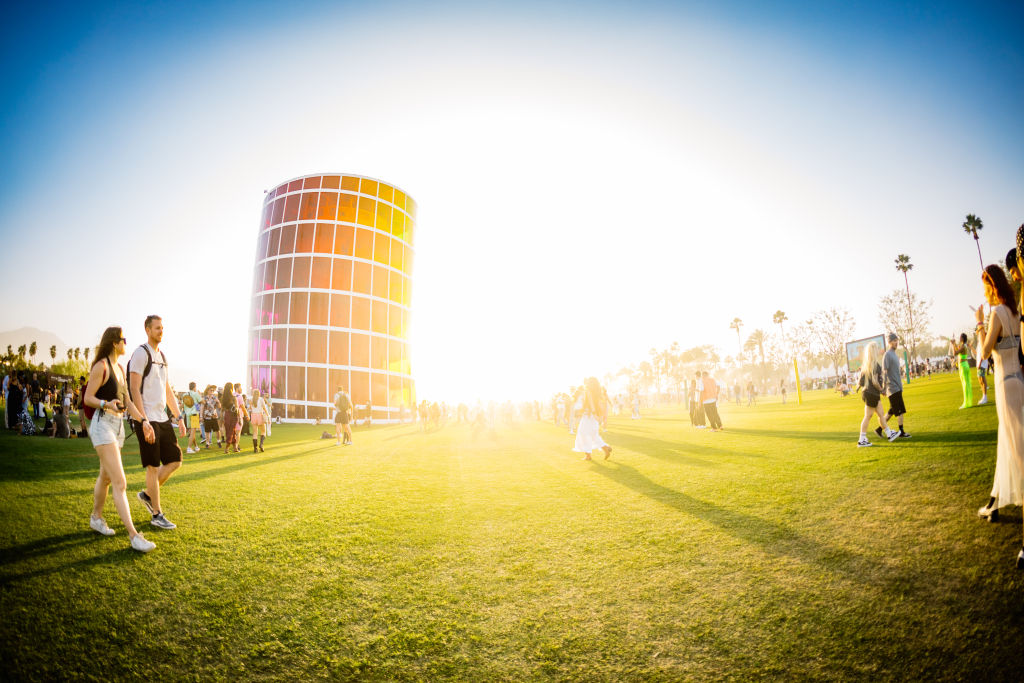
[17,345,26,362]
[963,213,984,270]
[49,345,56,364]
[895,254,916,363]
[745,329,767,369]
[73,347,81,362]
[66,349,73,361]
[772,310,788,346]
[29,342,37,366]
[729,318,744,358]
[84,347,90,365]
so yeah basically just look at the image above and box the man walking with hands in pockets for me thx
[129,315,186,530]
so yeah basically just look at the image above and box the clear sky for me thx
[1,0,1022,401]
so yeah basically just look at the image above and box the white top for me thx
[129,343,169,423]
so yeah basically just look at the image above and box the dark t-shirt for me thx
[859,365,883,399]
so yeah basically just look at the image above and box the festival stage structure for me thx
[248,173,415,422]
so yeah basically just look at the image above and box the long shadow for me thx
[0,531,97,567]
[170,442,338,486]
[0,544,143,585]
[609,431,767,465]
[727,427,996,446]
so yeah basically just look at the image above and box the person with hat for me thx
[876,333,911,439]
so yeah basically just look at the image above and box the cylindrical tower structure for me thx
[248,173,415,422]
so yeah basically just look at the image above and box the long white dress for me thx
[573,414,608,454]
[989,304,1024,508]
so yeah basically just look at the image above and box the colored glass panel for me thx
[371,299,387,335]
[388,303,402,337]
[313,225,334,254]
[307,329,327,365]
[307,405,326,420]
[303,176,321,190]
[275,258,292,290]
[360,178,378,196]
[350,370,369,407]
[273,293,289,325]
[401,309,411,339]
[261,203,272,230]
[337,193,357,223]
[329,294,350,328]
[317,192,338,221]
[310,258,331,290]
[378,183,394,203]
[290,291,308,325]
[308,291,329,325]
[371,372,387,404]
[287,179,303,193]
[271,328,287,363]
[388,339,403,373]
[370,335,387,370]
[372,266,388,300]
[354,228,374,260]
[375,202,391,236]
[353,261,371,295]
[257,232,270,260]
[393,189,406,211]
[252,263,265,295]
[356,197,376,227]
[266,227,281,257]
[331,260,352,292]
[288,329,307,363]
[333,225,354,255]
[262,260,277,292]
[392,211,405,241]
[329,331,349,365]
[283,194,299,222]
[406,198,417,221]
[387,270,401,303]
[279,224,296,254]
[350,333,370,368]
[404,219,414,246]
[291,257,311,289]
[351,296,371,330]
[322,175,340,189]
[299,192,318,220]
[295,223,314,253]
[287,403,306,419]
[373,231,390,266]
[329,368,350,396]
[341,176,359,191]
[271,197,285,225]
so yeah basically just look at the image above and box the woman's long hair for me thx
[983,264,1019,316]
[862,342,881,390]
[221,382,235,410]
[92,327,122,368]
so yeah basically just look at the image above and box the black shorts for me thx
[862,391,881,409]
[334,411,350,425]
[203,418,219,432]
[137,420,183,468]
[887,391,907,417]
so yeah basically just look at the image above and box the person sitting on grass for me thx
[856,342,901,447]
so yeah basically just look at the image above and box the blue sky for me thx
[1,1,1022,399]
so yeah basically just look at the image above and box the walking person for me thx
[972,266,1024,569]
[128,315,185,531]
[84,326,156,552]
[251,389,269,452]
[200,385,220,448]
[182,381,202,453]
[950,333,975,409]
[701,370,723,431]
[333,385,353,445]
[574,377,612,461]
[856,342,901,447]
[692,372,706,428]
[237,383,252,436]
[221,382,240,453]
[875,334,912,439]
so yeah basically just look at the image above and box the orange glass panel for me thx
[356,197,376,227]
[375,201,391,230]
[307,329,327,364]
[351,296,371,331]
[373,231,390,266]
[279,224,296,254]
[266,227,281,257]
[257,232,270,260]
[314,224,334,254]
[287,367,305,404]
[287,403,306,420]
[360,178,378,196]
[391,212,405,241]
[354,228,374,261]
[393,189,406,212]
[307,367,327,404]
[387,237,402,271]
[290,291,308,325]
[387,270,400,303]
[341,176,359,191]
[371,299,387,335]
[350,370,369,407]
[329,293,350,328]
[371,333,387,369]
[331,260,352,292]
[271,197,285,226]
[287,179,303,193]
[296,223,315,253]
[288,329,306,363]
[283,194,299,222]
[303,176,321,190]
[329,368,350,396]
[310,257,331,290]
[299,192,318,221]
[275,258,292,290]
[273,292,289,325]
[333,225,353,256]
[270,328,287,364]
[262,260,277,292]
[329,331,349,366]
[350,334,370,367]
[308,291,329,325]
[337,193,357,223]
[371,372,387,405]
[388,339,403,373]
[388,303,402,337]
[291,257,311,289]
[372,266,388,299]
[353,261,371,294]
[322,175,340,189]
[317,192,337,221]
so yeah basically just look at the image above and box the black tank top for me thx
[96,358,127,407]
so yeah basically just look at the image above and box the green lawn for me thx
[1,372,1022,681]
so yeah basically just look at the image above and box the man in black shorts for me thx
[333,386,352,446]
[129,315,186,529]
[877,333,911,439]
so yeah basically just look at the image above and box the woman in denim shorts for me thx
[83,326,158,553]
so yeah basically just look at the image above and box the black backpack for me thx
[335,392,351,413]
[126,345,167,433]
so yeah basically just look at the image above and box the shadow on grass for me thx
[0,531,97,568]
[0,539,144,585]
[608,431,766,465]
[170,441,340,486]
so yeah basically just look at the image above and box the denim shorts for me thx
[90,411,125,448]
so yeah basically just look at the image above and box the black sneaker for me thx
[874,426,884,438]
[898,431,912,438]
[137,490,154,515]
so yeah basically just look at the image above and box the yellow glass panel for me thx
[341,176,359,191]
[373,232,390,266]
[350,370,369,405]
[389,237,403,271]
[391,211,405,241]
[356,197,376,227]
[359,178,378,196]
[388,303,402,336]
[377,183,394,203]
[371,336,387,370]
[387,270,400,303]
[371,299,387,335]
[375,202,391,235]
[393,189,406,212]
[404,219,414,246]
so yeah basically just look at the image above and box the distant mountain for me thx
[0,327,72,365]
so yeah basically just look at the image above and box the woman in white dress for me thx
[574,377,612,461]
[973,265,1024,569]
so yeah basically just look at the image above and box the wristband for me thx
[100,400,106,410]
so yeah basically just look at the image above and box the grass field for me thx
[1,372,1022,681]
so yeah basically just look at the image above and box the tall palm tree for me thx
[963,213,984,270]
[49,345,56,363]
[29,342,37,365]
[895,254,916,363]
[66,349,73,361]
[73,347,80,362]
[745,329,767,369]
[729,318,744,359]
[84,347,90,365]
[772,310,788,346]
[17,345,26,362]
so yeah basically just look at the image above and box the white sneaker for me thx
[186,448,195,454]
[857,438,872,447]
[887,429,900,442]
[978,396,989,405]
[130,534,156,553]
[90,516,115,536]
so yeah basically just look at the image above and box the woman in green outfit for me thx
[949,333,974,409]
